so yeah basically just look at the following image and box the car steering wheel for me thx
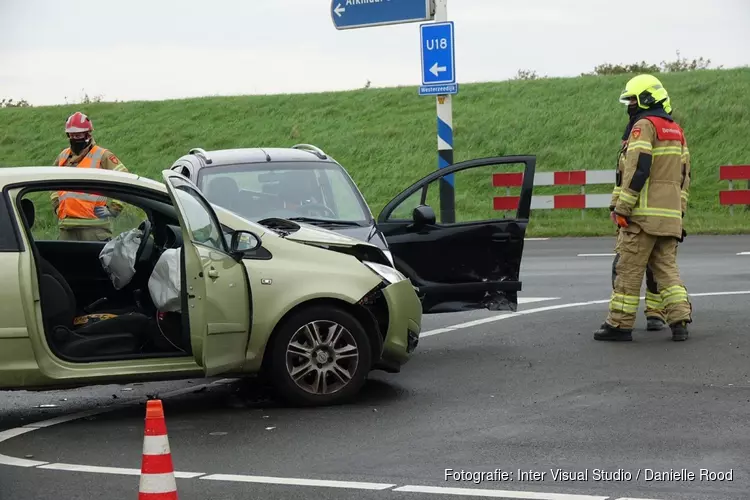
[135,219,152,263]
[300,202,337,218]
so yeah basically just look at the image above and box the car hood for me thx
[289,222,388,249]
[263,219,370,247]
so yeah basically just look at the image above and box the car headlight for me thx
[363,260,407,285]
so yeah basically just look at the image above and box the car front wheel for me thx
[269,305,372,407]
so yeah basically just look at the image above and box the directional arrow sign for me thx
[331,0,433,30]
[420,21,455,87]
[429,62,446,77]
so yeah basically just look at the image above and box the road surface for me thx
[2,235,749,500]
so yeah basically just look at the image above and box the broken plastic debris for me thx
[37,404,57,408]
[122,388,133,391]
[265,426,276,431]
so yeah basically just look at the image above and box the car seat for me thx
[21,198,154,358]
[206,176,270,219]
[205,176,243,211]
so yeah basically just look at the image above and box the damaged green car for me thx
[0,167,421,406]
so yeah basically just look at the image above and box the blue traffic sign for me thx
[331,0,432,30]
[420,21,455,86]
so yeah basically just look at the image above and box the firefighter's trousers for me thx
[607,224,691,330]
[612,231,666,321]
[611,255,665,321]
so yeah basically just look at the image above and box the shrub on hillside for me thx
[582,50,720,76]
[1,98,31,108]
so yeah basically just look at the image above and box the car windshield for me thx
[196,161,372,225]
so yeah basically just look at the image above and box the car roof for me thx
[175,146,341,172]
[0,166,164,190]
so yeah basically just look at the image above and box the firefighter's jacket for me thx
[610,114,690,238]
[51,141,128,228]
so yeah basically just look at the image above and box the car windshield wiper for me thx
[286,217,362,227]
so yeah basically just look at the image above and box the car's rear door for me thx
[162,170,252,376]
[376,156,536,314]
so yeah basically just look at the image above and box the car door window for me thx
[383,162,527,223]
[386,189,424,221]
[169,177,227,252]
[19,190,148,242]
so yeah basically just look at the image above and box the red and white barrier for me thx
[493,169,616,211]
[719,165,750,215]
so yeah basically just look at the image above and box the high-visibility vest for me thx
[55,146,108,220]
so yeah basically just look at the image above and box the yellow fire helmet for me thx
[619,74,670,110]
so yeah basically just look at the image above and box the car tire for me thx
[269,305,372,407]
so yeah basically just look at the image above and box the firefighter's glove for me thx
[614,213,630,228]
[94,206,113,219]
[678,228,687,243]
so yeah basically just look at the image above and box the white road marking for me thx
[0,378,236,469]
[577,253,615,257]
[421,297,560,338]
[615,498,666,500]
[37,462,204,479]
[4,291,748,498]
[0,428,49,467]
[736,251,750,255]
[201,473,396,490]
[393,485,608,499]
[526,238,550,241]
[419,290,750,338]
[519,297,560,304]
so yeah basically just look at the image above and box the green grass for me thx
[2,68,749,237]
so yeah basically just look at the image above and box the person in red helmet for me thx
[51,112,129,241]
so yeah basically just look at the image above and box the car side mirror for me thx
[230,230,261,257]
[412,204,436,227]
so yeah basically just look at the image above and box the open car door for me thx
[376,156,535,314]
[162,170,252,376]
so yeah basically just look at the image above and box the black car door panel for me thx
[377,156,535,314]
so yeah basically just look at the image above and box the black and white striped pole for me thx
[425,0,456,223]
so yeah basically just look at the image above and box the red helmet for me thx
[65,112,93,134]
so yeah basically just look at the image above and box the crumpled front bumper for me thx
[379,278,423,366]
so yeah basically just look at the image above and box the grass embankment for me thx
[1,68,749,238]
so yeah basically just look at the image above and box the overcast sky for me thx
[1,0,748,106]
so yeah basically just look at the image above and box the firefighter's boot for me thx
[670,321,689,341]
[646,316,666,331]
[594,322,633,341]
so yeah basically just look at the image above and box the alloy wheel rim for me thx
[285,320,359,395]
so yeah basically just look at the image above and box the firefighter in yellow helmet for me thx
[51,112,129,241]
[595,74,691,341]
[608,96,675,332]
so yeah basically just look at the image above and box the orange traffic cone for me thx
[138,399,178,499]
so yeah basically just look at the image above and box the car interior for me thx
[18,191,193,363]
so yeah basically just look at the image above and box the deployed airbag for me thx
[148,248,182,312]
[99,228,141,290]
